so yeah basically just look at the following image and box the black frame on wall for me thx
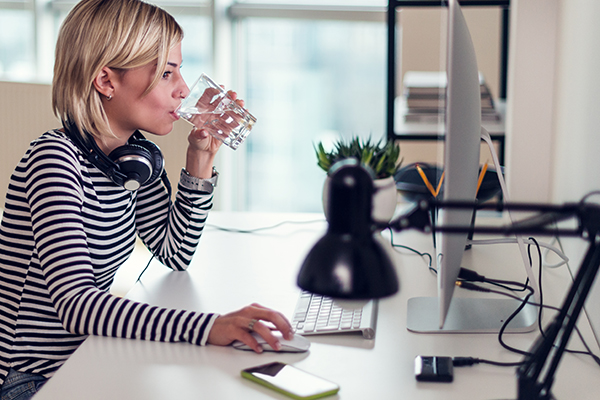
[386,0,511,140]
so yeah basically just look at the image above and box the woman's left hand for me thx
[187,90,244,154]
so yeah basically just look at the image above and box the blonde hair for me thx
[52,0,183,139]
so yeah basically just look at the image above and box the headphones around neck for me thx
[64,121,167,192]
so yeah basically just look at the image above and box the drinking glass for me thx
[177,73,256,150]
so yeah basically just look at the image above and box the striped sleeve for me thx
[20,136,217,345]
[134,172,213,271]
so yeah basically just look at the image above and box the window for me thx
[0,0,388,213]
[240,18,387,212]
[0,8,34,80]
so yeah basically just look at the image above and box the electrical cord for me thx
[457,279,600,367]
[205,218,326,234]
[467,237,569,269]
[452,356,525,368]
[387,227,435,274]
[391,226,599,368]
[457,264,600,368]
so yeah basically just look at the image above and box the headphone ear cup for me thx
[108,144,154,191]
[131,139,165,184]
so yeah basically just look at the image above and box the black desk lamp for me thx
[298,161,600,399]
[297,159,399,299]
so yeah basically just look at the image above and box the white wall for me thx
[505,0,559,202]
[508,0,600,349]
[551,0,600,346]
[0,82,59,205]
[552,0,600,203]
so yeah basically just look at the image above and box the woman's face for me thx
[104,42,189,142]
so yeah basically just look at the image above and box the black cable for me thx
[387,227,434,273]
[580,190,600,204]
[528,237,545,337]
[452,356,525,368]
[387,228,600,367]
[458,274,600,367]
[136,255,155,283]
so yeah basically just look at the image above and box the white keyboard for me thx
[291,291,378,339]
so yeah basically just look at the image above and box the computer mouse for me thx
[232,331,310,353]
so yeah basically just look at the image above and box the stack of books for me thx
[402,71,501,123]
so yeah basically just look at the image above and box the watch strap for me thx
[180,167,218,193]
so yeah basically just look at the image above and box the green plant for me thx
[314,137,402,179]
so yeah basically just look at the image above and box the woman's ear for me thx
[93,67,115,100]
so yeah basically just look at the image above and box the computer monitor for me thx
[437,0,482,329]
[406,0,537,333]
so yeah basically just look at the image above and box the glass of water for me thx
[176,73,257,150]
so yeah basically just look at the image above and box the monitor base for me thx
[407,297,537,333]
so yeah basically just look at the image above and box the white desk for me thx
[34,212,600,399]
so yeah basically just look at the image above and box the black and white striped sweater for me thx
[0,130,218,386]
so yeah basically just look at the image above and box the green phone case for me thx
[241,363,339,400]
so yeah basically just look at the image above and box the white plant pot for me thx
[322,175,398,223]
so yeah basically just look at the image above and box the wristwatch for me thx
[180,167,219,193]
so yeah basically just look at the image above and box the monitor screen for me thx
[437,0,482,329]
[406,0,537,333]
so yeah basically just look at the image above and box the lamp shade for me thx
[297,160,399,299]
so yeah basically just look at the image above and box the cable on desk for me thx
[205,218,325,234]
[387,227,435,274]
[457,248,600,369]
[136,255,155,283]
[467,237,569,269]
[452,357,525,368]
[387,228,599,366]
[134,218,326,283]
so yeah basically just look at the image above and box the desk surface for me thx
[35,212,600,400]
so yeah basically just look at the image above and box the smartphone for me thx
[241,362,340,400]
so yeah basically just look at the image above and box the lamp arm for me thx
[517,238,600,400]
[384,199,600,400]
[384,199,584,237]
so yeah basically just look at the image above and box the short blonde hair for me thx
[52,0,183,139]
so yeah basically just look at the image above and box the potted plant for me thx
[315,136,401,179]
[314,137,402,222]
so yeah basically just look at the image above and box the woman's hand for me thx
[187,90,244,153]
[184,90,244,178]
[207,303,294,353]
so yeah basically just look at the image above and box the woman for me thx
[0,0,292,398]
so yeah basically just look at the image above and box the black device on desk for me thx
[414,356,454,383]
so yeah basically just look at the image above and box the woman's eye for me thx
[163,71,172,79]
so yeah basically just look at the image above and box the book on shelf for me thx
[405,95,495,110]
[403,109,502,123]
[402,70,500,123]
[403,70,492,96]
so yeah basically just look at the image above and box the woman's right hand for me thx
[207,303,294,353]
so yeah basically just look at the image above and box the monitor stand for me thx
[407,297,537,333]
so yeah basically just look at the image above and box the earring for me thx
[107,94,112,101]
